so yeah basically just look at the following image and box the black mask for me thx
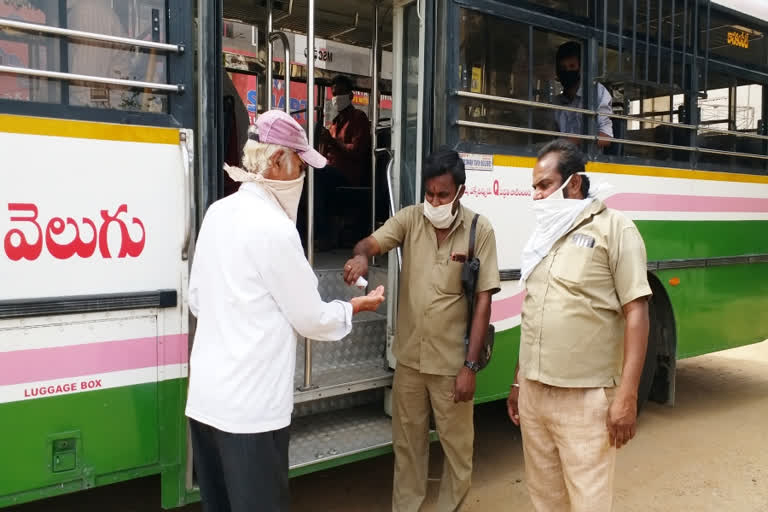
[557,69,580,89]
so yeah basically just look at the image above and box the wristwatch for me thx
[464,360,481,373]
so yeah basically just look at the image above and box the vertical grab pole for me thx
[370,2,380,239]
[268,32,291,114]
[266,0,273,112]
[302,0,317,391]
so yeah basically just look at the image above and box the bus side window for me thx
[0,0,168,113]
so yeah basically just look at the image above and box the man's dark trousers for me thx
[189,418,290,512]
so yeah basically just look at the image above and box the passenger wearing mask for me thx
[508,140,651,512]
[553,41,613,148]
[344,148,500,512]
[313,75,372,249]
[318,74,372,186]
[186,109,385,512]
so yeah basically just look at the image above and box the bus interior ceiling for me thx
[216,0,398,473]
[221,0,395,268]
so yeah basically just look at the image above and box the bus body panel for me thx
[462,155,768,385]
[0,115,189,507]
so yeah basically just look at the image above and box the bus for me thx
[1,0,767,508]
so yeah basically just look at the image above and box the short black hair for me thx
[332,75,353,93]
[556,41,581,68]
[538,139,590,197]
[423,147,466,188]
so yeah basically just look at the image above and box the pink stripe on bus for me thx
[490,291,526,323]
[605,193,768,213]
[0,334,188,386]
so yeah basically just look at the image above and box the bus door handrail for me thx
[0,65,184,93]
[0,18,184,53]
[180,130,195,261]
[268,31,291,114]
[377,147,402,271]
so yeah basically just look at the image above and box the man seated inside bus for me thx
[315,74,372,249]
[552,41,613,148]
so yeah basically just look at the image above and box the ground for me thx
[9,340,768,512]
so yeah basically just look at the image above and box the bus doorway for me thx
[219,0,394,260]
[196,0,408,479]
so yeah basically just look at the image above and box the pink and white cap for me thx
[254,109,327,169]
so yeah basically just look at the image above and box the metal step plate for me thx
[289,404,393,470]
[294,363,393,404]
[296,311,387,372]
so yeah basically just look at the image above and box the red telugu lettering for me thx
[4,203,43,261]
[45,217,98,259]
[99,205,146,258]
[4,203,146,261]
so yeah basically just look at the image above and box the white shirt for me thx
[185,182,353,434]
[554,83,614,137]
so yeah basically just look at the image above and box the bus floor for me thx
[8,339,768,511]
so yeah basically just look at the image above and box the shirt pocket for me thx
[434,258,464,295]
[551,242,595,284]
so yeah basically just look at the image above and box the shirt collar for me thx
[568,198,606,233]
[558,86,583,104]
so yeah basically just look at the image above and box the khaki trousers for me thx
[392,363,474,512]
[519,378,617,512]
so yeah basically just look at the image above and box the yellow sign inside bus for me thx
[727,31,750,49]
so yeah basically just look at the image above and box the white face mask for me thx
[520,174,595,283]
[332,94,351,111]
[423,186,464,229]
[260,173,305,223]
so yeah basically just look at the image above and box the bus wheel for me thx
[637,292,661,413]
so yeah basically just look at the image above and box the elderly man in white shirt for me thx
[186,109,385,512]
[553,41,613,149]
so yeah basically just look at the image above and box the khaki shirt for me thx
[519,199,652,388]
[373,204,501,375]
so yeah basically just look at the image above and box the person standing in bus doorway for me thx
[186,110,385,512]
[507,140,651,512]
[314,74,372,249]
[553,41,614,149]
[343,148,501,512]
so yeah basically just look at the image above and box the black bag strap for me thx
[464,214,481,340]
[468,214,480,261]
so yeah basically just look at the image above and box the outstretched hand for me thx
[350,285,385,314]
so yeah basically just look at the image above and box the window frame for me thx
[444,0,768,175]
[0,0,195,129]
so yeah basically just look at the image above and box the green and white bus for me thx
[1,0,766,508]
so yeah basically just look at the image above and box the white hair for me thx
[241,139,293,175]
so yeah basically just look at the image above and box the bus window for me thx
[697,72,767,172]
[459,10,530,147]
[0,1,61,103]
[598,43,692,164]
[0,0,168,112]
[458,9,590,150]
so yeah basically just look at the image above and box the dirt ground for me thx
[10,340,768,512]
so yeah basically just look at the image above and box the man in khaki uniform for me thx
[507,140,651,512]
[344,148,500,511]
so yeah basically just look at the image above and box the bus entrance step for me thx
[289,404,393,471]
[296,311,388,376]
[293,363,393,404]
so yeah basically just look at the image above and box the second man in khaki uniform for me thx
[344,148,500,511]
[508,140,652,512]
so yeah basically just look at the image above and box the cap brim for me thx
[298,148,327,169]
